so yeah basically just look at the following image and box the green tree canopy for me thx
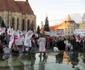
[37,25,40,34]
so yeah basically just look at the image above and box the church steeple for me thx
[26,0,28,3]
[65,14,71,22]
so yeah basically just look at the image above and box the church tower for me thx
[65,14,71,22]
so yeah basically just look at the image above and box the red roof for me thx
[0,0,8,11]
[41,24,62,31]
[7,0,20,12]
[15,1,34,14]
[0,0,34,14]
[0,0,20,12]
[50,24,62,31]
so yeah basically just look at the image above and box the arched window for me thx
[22,19,25,31]
[31,20,34,31]
[27,19,30,31]
[17,18,19,30]
[0,16,6,27]
[12,17,15,29]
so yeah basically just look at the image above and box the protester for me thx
[0,40,3,54]
[24,30,33,53]
[4,34,10,47]
[57,37,66,51]
[64,38,73,51]
[37,33,46,57]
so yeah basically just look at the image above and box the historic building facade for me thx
[58,15,79,36]
[50,15,79,36]
[80,13,85,29]
[0,0,36,31]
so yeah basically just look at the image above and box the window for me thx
[12,17,15,29]
[17,18,19,30]
[30,20,34,31]
[27,19,30,31]
[22,19,24,31]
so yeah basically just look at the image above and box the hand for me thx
[31,38,35,43]
[32,39,35,43]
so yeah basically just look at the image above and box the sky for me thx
[15,0,85,26]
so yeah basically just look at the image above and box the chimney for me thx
[26,0,28,3]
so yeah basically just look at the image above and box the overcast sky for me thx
[15,0,85,26]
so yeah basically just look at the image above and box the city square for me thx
[0,51,85,70]
[0,0,85,70]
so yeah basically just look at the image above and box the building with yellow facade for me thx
[0,0,36,31]
[58,15,79,36]
[50,15,79,36]
[80,13,85,29]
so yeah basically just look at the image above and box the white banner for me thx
[74,29,85,37]
[44,31,50,35]
[0,28,5,35]
[56,29,64,36]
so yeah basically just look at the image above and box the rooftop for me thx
[0,0,34,14]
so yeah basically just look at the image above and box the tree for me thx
[37,26,40,34]
[44,16,50,31]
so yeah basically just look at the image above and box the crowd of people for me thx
[0,27,85,70]
[0,29,47,56]
[0,27,85,56]
[51,35,85,52]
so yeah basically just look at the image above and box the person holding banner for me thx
[24,30,33,53]
[15,34,23,54]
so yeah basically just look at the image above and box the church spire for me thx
[65,14,71,22]
[26,0,28,3]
